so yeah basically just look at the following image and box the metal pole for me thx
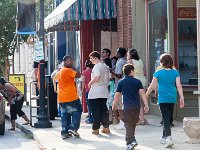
[34,0,52,128]
[197,0,200,117]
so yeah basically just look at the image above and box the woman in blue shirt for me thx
[146,53,185,148]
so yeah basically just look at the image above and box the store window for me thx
[178,8,197,85]
[148,0,168,80]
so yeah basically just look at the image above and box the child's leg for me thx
[122,109,140,145]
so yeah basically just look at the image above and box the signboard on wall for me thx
[178,7,196,19]
[8,74,25,94]
[34,41,44,61]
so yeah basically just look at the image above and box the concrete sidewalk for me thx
[5,105,200,150]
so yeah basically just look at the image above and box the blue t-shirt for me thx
[153,69,180,104]
[115,76,143,110]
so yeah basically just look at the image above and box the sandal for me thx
[137,119,149,125]
[22,121,30,125]
[8,128,15,131]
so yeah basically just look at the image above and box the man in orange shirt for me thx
[56,55,82,139]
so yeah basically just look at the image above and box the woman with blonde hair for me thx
[127,48,148,125]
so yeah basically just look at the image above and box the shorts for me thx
[33,61,48,68]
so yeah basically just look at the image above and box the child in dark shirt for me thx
[112,64,149,150]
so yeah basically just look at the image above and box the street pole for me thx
[34,0,52,128]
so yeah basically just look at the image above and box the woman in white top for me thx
[127,48,148,125]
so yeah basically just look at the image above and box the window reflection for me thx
[178,20,197,85]
[148,0,168,80]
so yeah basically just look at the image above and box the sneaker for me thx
[92,129,99,135]
[68,129,79,137]
[164,136,174,148]
[160,136,166,144]
[116,123,125,130]
[127,141,138,150]
[171,123,175,127]
[61,133,70,139]
[101,127,110,134]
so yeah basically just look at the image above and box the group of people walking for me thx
[0,47,185,150]
[52,47,185,149]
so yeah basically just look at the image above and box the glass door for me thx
[148,0,168,80]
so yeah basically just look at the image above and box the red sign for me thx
[178,7,196,19]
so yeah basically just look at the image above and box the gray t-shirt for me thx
[114,58,127,85]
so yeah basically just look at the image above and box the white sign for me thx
[34,41,44,62]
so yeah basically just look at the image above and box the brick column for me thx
[117,0,133,49]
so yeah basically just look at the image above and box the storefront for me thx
[145,0,198,119]
[45,0,118,112]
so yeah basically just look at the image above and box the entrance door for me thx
[147,0,168,80]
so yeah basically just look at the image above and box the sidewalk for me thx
[5,105,200,150]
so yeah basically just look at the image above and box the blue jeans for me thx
[60,99,82,135]
[86,92,93,122]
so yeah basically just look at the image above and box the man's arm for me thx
[53,72,59,93]
[72,67,81,78]
[112,92,121,110]
[81,75,85,92]
[88,76,100,88]
[109,68,122,78]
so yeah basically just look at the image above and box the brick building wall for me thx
[117,0,133,49]
[101,32,119,57]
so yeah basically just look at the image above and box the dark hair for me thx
[0,78,7,85]
[117,47,127,57]
[128,48,140,60]
[123,64,135,76]
[160,53,173,69]
[85,59,94,69]
[89,51,101,59]
[63,55,73,61]
[103,48,111,57]
[111,56,118,61]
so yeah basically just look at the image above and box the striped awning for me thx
[44,0,76,29]
[64,0,117,21]
[45,0,117,29]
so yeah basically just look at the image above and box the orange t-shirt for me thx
[57,67,79,103]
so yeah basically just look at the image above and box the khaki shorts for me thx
[115,95,123,110]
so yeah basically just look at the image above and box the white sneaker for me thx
[116,122,125,130]
[126,141,138,150]
[114,120,123,129]
[165,136,174,148]
[160,137,166,144]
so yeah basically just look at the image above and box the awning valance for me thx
[64,0,117,21]
[45,0,117,29]
[44,0,76,29]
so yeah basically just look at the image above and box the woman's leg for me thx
[15,98,30,124]
[10,104,17,130]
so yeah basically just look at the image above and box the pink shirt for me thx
[82,68,92,92]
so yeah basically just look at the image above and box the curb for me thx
[5,114,34,139]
